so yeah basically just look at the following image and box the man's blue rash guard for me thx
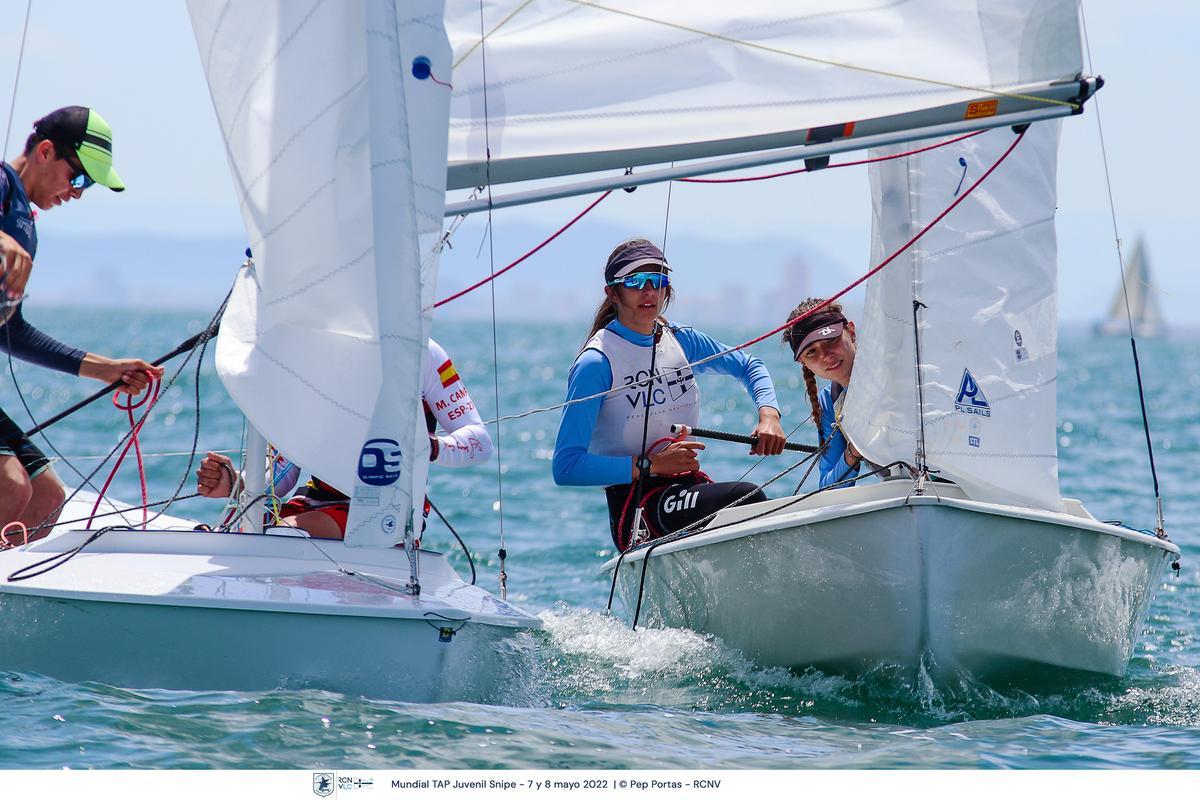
[552,320,779,487]
[817,382,860,488]
[0,163,87,375]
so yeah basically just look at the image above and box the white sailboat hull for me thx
[1092,318,1165,339]
[603,480,1178,679]
[0,493,540,701]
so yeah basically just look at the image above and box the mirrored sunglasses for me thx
[69,163,95,191]
[58,145,94,191]
[608,272,669,290]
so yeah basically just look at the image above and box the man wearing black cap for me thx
[0,106,163,535]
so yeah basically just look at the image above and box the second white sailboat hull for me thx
[605,482,1178,678]
[0,499,540,702]
[0,590,526,701]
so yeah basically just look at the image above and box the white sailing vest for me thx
[584,325,701,457]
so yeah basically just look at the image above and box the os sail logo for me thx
[358,438,402,485]
[954,369,991,417]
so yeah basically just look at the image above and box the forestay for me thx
[444,0,1086,189]
[187,1,452,545]
[842,122,1065,511]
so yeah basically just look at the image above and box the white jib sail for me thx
[841,121,1064,511]
[188,1,451,546]
[444,0,1085,188]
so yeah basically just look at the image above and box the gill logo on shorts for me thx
[662,488,699,515]
[358,438,402,485]
[954,369,991,417]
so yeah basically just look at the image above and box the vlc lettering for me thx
[626,387,668,409]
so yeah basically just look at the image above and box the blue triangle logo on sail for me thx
[954,369,991,417]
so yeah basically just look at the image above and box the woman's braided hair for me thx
[782,297,844,437]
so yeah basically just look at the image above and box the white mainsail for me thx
[1095,238,1165,337]
[842,122,1065,511]
[444,0,1087,189]
[187,1,452,545]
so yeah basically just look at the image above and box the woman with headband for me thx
[781,298,862,488]
[553,238,786,552]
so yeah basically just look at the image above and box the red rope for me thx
[726,128,1027,353]
[434,190,614,308]
[0,521,29,549]
[678,131,985,184]
[433,132,985,309]
[87,375,161,530]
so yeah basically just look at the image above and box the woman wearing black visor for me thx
[553,238,786,551]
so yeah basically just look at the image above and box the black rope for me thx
[0,0,32,160]
[27,491,202,532]
[661,163,675,252]
[609,416,818,614]
[218,491,275,531]
[22,315,222,438]
[630,445,825,628]
[21,290,228,540]
[427,498,476,585]
[7,525,127,582]
[736,416,813,482]
[911,299,929,475]
[1129,338,1163,511]
[478,0,510,595]
[627,322,662,546]
[1079,8,1166,537]
[793,434,831,494]
[1128,338,1156,501]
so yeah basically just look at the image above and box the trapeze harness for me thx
[585,326,765,551]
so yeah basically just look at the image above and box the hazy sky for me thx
[2,1,1196,326]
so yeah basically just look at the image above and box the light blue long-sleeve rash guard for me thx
[552,320,779,487]
[817,382,861,488]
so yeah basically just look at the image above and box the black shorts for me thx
[605,476,766,552]
[0,404,50,479]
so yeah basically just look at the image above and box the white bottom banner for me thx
[2,769,1197,800]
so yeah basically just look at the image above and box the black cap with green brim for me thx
[33,106,125,192]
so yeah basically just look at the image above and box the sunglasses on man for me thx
[54,142,94,191]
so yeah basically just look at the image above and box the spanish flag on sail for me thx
[437,359,459,388]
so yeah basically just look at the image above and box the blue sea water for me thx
[0,309,1197,770]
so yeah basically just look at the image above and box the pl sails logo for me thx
[954,369,991,417]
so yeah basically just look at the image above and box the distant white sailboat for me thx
[1094,237,1166,337]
